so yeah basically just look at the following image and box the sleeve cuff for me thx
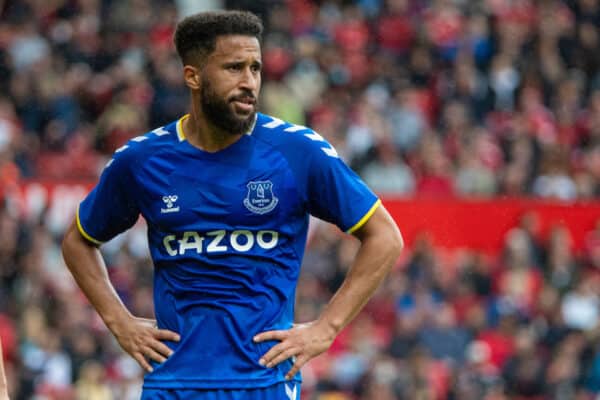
[76,205,104,246]
[346,199,381,234]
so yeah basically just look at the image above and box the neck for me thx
[183,94,244,153]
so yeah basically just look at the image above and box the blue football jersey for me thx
[77,113,380,390]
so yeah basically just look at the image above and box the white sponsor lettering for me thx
[163,235,177,256]
[257,230,278,249]
[162,230,279,255]
[230,230,254,252]
[206,230,227,252]
[178,231,204,254]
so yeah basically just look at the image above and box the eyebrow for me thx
[222,59,262,67]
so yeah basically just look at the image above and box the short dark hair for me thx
[174,10,263,66]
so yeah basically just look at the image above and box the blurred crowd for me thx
[2,199,600,400]
[1,0,600,399]
[0,0,600,198]
[297,215,600,400]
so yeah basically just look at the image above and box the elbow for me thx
[361,211,404,267]
[374,223,403,274]
[61,226,75,263]
[390,227,404,262]
[374,227,403,280]
[394,229,404,255]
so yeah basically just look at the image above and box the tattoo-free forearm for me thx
[61,221,132,329]
[316,207,402,336]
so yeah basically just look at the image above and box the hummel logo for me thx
[285,383,297,400]
[161,195,180,213]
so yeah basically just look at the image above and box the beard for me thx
[201,77,257,136]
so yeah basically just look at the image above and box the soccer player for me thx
[61,10,403,399]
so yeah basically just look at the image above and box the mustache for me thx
[229,91,257,104]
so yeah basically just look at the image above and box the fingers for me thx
[253,329,288,343]
[142,327,178,363]
[121,322,181,373]
[265,346,300,368]
[258,340,307,380]
[143,345,168,364]
[133,352,154,373]
[135,318,180,342]
[254,324,333,381]
[285,355,308,380]
[258,341,285,366]
[150,339,175,358]
[154,328,181,342]
[254,330,293,368]
[132,336,174,372]
[255,329,301,370]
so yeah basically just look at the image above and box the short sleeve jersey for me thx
[77,113,380,390]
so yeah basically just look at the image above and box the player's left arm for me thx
[254,203,403,379]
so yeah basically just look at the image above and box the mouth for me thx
[231,96,256,113]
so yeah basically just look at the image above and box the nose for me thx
[239,67,259,92]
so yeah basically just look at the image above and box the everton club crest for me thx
[244,180,278,214]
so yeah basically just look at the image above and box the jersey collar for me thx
[176,113,258,142]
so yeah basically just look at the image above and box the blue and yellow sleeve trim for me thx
[346,199,381,234]
[76,205,104,246]
[176,114,189,141]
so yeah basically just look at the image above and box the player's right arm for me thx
[62,222,179,372]
[62,141,179,372]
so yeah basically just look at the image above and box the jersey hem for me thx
[76,205,104,245]
[346,198,381,234]
[142,377,302,390]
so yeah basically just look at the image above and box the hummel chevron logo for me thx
[285,383,297,400]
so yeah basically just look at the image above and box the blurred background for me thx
[1,0,600,398]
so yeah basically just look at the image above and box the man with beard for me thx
[61,10,403,400]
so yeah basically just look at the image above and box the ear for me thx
[183,65,201,90]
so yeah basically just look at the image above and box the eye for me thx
[227,64,242,72]
[251,64,262,73]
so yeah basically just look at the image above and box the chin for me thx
[220,112,256,135]
[233,109,256,123]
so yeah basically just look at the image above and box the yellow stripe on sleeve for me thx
[346,199,381,234]
[76,205,104,246]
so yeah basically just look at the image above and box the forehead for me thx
[210,35,261,60]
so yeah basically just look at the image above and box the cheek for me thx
[211,84,235,101]
[205,71,235,94]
